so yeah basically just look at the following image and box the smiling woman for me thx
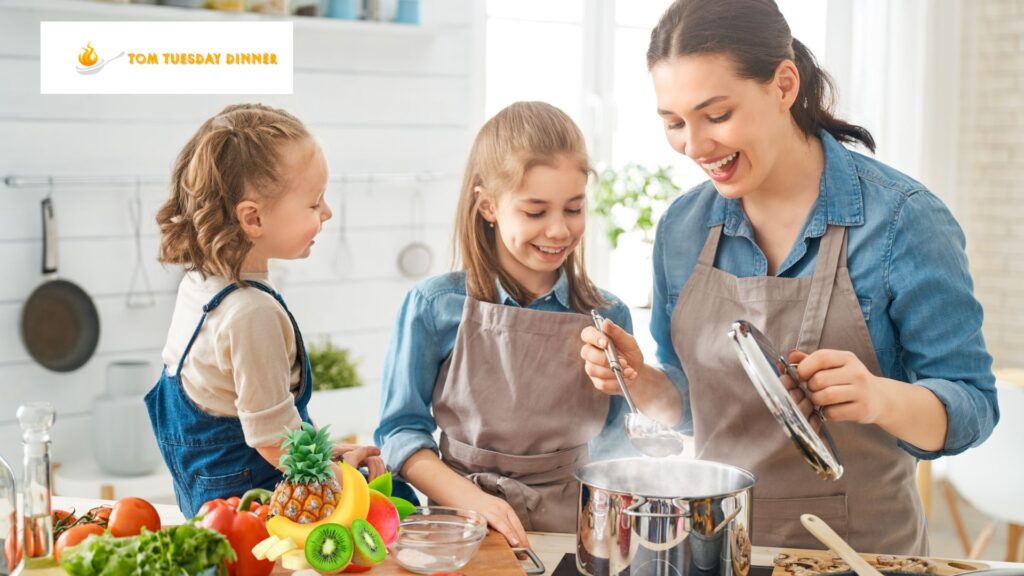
[578,0,998,558]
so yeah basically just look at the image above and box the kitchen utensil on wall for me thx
[93,361,160,476]
[800,514,884,576]
[21,191,101,373]
[397,182,434,279]
[591,310,688,458]
[576,457,755,576]
[334,178,353,276]
[728,319,843,480]
[126,178,155,308]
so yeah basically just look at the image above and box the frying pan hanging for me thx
[21,196,101,372]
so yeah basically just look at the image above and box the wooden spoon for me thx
[800,514,884,576]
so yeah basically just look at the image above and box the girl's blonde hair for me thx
[157,103,311,283]
[454,101,607,312]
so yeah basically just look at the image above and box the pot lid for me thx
[727,320,844,481]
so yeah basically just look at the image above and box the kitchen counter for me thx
[45,496,1024,575]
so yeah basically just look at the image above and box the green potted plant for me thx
[592,163,684,249]
[592,164,684,307]
[306,338,369,439]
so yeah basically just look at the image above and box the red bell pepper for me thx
[197,488,274,576]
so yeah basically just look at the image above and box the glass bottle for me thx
[12,402,61,574]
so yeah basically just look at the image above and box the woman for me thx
[580,0,998,555]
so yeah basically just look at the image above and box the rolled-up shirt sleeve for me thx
[226,305,303,448]
[375,287,447,473]
[886,190,999,459]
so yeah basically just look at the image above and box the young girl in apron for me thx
[375,102,647,546]
[581,0,998,556]
[147,103,398,518]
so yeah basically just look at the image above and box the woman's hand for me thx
[580,318,642,396]
[463,489,529,548]
[790,349,888,425]
[332,444,387,480]
[783,350,820,433]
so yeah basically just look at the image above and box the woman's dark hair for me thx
[647,0,875,153]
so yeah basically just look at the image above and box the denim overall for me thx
[145,281,313,518]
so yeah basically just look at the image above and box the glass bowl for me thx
[392,506,488,574]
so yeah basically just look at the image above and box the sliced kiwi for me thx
[305,522,354,574]
[350,518,387,566]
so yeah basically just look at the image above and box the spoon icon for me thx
[590,310,688,458]
[76,51,124,75]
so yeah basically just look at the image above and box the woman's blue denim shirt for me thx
[375,270,635,474]
[652,130,998,460]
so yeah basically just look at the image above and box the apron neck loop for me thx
[697,225,724,267]
[796,225,848,352]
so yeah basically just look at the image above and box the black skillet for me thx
[20,197,100,372]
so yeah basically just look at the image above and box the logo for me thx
[76,41,124,75]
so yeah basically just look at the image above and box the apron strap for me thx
[796,226,848,352]
[696,225,724,267]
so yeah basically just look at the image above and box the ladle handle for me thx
[800,514,884,576]
[590,310,639,414]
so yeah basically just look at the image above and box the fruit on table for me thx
[266,460,370,548]
[365,489,400,548]
[55,523,104,562]
[350,519,386,567]
[108,496,161,537]
[265,536,299,562]
[282,548,312,571]
[270,423,343,523]
[251,534,280,560]
[305,523,353,574]
[198,488,275,576]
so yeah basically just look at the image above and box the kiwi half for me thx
[305,522,354,574]
[350,518,387,566]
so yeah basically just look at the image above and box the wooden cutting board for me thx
[270,530,525,575]
[770,548,989,576]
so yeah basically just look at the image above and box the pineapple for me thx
[269,423,343,523]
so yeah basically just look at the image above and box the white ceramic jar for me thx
[92,361,161,476]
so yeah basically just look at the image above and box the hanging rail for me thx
[3,171,457,188]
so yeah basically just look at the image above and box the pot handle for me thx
[511,547,545,575]
[622,497,692,518]
[711,497,744,536]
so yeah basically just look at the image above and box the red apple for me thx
[365,489,400,548]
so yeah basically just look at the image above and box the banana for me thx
[281,549,312,571]
[251,534,281,560]
[265,537,298,562]
[266,461,371,548]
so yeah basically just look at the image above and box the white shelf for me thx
[0,0,435,37]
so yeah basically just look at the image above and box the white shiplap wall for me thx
[0,0,482,480]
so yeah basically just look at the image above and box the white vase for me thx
[93,361,162,476]
[307,387,377,440]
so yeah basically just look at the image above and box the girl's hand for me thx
[463,489,529,548]
[580,319,642,396]
[791,349,888,425]
[332,444,387,480]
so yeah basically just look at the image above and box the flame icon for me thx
[78,42,98,67]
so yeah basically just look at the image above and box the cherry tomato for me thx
[55,524,104,562]
[85,506,112,523]
[107,497,161,537]
[52,509,76,524]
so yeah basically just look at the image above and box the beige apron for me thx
[672,224,927,555]
[433,295,611,532]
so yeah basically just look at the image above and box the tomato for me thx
[85,506,111,523]
[55,524,104,563]
[52,509,76,524]
[107,497,161,537]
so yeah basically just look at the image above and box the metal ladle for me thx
[590,310,688,458]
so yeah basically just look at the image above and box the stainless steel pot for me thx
[576,458,756,576]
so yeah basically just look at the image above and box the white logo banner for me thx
[40,21,293,94]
